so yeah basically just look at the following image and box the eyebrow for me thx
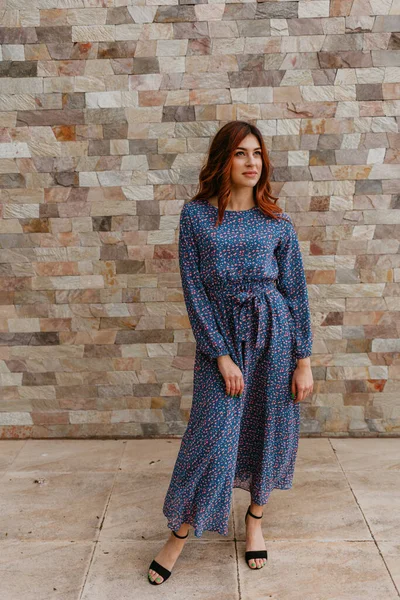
[236,147,262,150]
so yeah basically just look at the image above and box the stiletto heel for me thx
[148,529,189,585]
[244,505,268,568]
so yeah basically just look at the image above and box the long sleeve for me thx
[275,214,313,359]
[178,205,230,359]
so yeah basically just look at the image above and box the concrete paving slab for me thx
[0,540,92,600]
[237,540,398,600]
[81,540,239,600]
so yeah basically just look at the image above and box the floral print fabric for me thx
[163,198,313,537]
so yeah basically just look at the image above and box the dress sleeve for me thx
[275,214,314,359]
[178,205,230,359]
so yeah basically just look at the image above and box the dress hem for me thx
[164,481,294,538]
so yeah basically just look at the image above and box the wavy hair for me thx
[191,120,288,226]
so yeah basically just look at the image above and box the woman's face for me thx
[230,133,263,188]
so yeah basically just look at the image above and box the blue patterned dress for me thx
[163,198,313,538]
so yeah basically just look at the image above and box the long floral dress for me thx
[162,198,313,538]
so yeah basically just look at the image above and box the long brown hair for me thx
[191,120,287,226]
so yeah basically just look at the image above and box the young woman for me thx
[148,120,314,585]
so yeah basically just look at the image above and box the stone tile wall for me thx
[0,2,399,438]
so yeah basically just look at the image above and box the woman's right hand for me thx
[217,355,245,397]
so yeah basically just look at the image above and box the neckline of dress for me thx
[203,199,259,213]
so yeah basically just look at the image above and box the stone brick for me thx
[106,8,134,25]
[88,139,110,155]
[0,28,38,44]
[0,143,31,159]
[84,108,126,125]
[0,174,26,188]
[97,41,136,59]
[72,26,116,42]
[374,16,400,32]
[0,61,37,78]
[16,109,85,127]
[51,125,75,142]
[258,2,298,18]
[161,105,195,122]
[388,33,400,50]
[35,27,72,44]
[61,44,96,61]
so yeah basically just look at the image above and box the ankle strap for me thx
[247,506,263,519]
[172,529,189,539]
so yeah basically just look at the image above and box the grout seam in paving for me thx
[2,439,28,477]
[328,438,400,598]
[232,505,242,600]
[78,441,128,600]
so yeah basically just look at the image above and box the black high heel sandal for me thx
[148,529,189,585]
[244,505,268,568]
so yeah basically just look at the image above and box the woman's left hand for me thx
[291,364,313,403]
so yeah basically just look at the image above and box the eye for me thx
[235,150,262,156]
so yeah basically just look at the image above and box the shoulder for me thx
[274,211,297,243]
[275,211,294,225]
[179,200,204,233]
[180,199,203,217]
[179,200,193,220]
[179,199,206,230]
[275,211,295,231]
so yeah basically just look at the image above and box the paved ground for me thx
[0,437,399,599]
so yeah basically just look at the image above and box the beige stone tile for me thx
[81,540,239,599]
[9,439,126,472]
[0,472,114,540]
[0,540,92,600]
[122,438,342,476]
[100,470,235,541]
[377,541,400,590]
[232,469,370,541]
[330,438,400,472]
[238,540,398,600]
[293,438,341,471]
[120,438,182,473]
[346,471,400,541]
[0,440,26,471]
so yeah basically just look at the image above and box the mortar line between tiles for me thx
[232,504,242,600]
[328,438,400,598]
[3,439,29,477]
[78,440,128,600]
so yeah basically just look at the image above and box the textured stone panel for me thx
[0,3,399,439]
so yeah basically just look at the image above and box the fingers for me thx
[293,385,313,403]
[226,376,244,397]
[225,375,314,401]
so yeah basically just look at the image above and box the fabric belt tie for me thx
[228,281,276,349]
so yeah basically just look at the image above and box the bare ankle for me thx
[249,502,264,517]
[173,523,190,537]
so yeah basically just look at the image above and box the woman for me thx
[148,120,314,585]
